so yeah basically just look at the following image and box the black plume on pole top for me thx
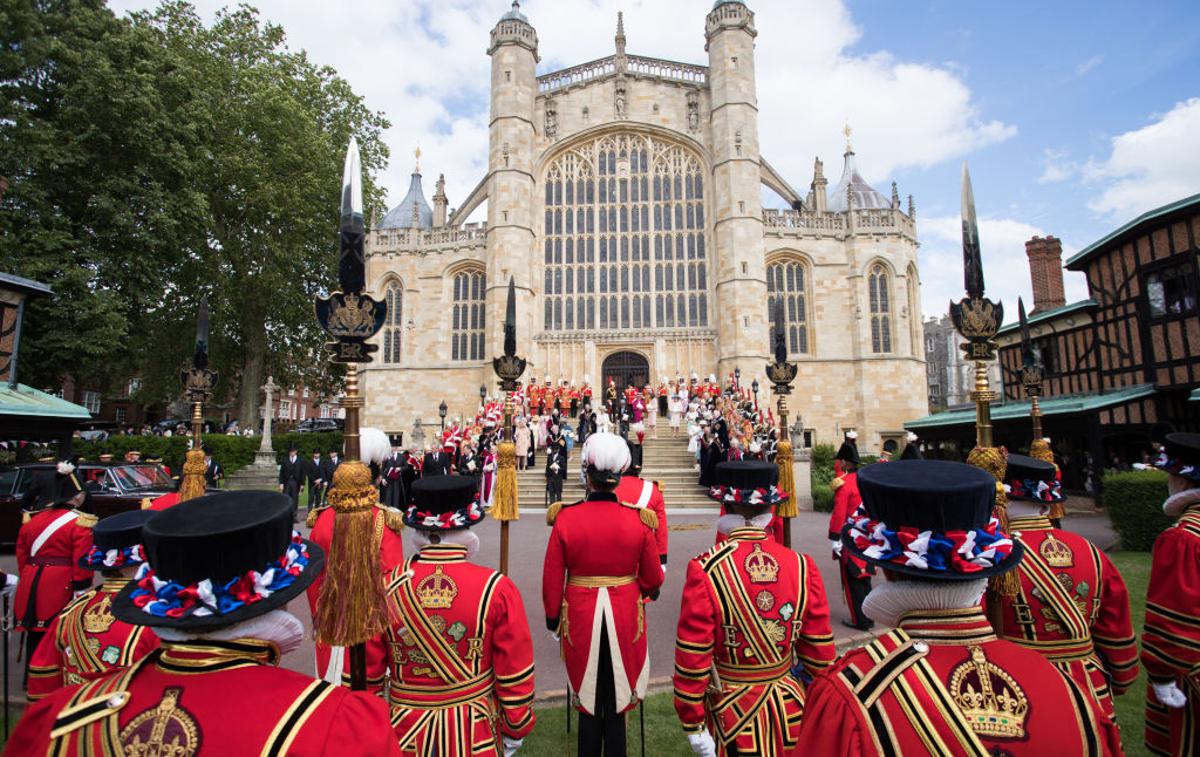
[504,276,517,358]
[493,276,526,391]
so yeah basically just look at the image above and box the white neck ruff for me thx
[154,609,305,656]
[862,579,987,628]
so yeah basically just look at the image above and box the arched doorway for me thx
[602,351,650,391]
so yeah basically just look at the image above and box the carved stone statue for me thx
[544,98,558,138]
[614,77,627,120]
[412,417,427,450]
[686,91,700,132]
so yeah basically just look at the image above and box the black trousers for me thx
[840,559,874,629]
[578,625,626,757]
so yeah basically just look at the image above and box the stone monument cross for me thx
[260,375,278,453]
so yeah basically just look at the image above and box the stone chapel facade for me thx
[361,0,927,453]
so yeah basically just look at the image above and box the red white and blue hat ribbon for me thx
[846,511,1015,574]
[83,544,146,570]
[707,485,787,507]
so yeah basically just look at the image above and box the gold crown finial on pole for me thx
[843,121,852,151]
[414,147,421,174]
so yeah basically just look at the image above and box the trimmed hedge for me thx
[1103,469,1174,551]
[72,432,344,476]
[812,483,834,513]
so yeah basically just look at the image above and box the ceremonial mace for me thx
[313,137,389,691]
[491,278,526,575]
[178,296,217,502]
[766,298,798,548]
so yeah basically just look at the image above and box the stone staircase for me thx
[514,432,715,510]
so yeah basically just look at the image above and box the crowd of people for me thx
[6,385,1200,756]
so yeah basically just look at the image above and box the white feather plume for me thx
[907,431,918,443]
[57,461,75,475]
[359,427,390,466]
[582,432,631,474]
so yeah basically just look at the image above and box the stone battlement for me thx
[538,54,707,95]
[762,208,916,241]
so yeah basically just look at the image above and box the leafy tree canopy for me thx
[0,1,390,423]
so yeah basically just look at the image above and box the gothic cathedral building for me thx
[362,1,927,454]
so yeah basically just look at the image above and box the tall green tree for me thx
[1,1,389,423]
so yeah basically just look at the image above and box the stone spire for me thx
[891,181,900,209]
[433,173,448,228]
[615,11,626,56]
[811,156,828,213]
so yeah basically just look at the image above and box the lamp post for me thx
[751,379,759,411]
[734,367,741,390]
[439,400,448,433]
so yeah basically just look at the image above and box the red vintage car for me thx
[0,462,175,546]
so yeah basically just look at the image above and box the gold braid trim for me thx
[546,501,564,527]
[374,502,406,533]
[314,460,391,647]
[177,449,206,503]
[305,506,328,529]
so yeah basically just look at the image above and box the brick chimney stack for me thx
[1025,235,1066,313]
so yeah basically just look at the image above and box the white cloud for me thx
[1073,54,1102,77]
[1036,147,1076,184]
[918,215,1089,319]
[1084,97,1200,220]
[108,0,1015,214]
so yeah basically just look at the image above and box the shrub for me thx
[812,483,834,513]
[70,431,344,476]
[811,443,835,470]
[1103,469,1174,551]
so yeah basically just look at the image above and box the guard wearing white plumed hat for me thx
[542,432,663,755]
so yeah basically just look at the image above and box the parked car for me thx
[295,418,341,433]
[0,462,176,546]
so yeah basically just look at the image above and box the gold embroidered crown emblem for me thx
[1038,534,1073,568]
[120,686,201,756]
[949,646,1029,740]
[744,544,780,584]
[416,566,458,609]
[83,593,116,634]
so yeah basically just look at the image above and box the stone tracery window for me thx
[543,133,707,332]
[383,282,403,364]
[766,260,809,355]
[869,263,892,354]
[452,271,486,361]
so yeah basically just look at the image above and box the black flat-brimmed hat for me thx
[1151,432,1200,482]
[835,441,860,466]
[841,460,1023,580]
[113,491,323,631]
[80,509,154,571]
[404,475,484,531]
[1004,453,1063,503]
[708,461,786,508]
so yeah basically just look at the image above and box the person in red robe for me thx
[613,443,668,570]
[27,510,160,701]
[372,475,536,755]
[6,491,401,756]
[994,454,1139,721]
[1142,432,1200,756]
[543,432,663,757]
[798,459,1123,756]
[674,461,836,756]
[15,461,95,674]
[828,438,873,630]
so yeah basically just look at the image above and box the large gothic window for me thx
[543,133,708,333]
[869,263,892,353]
[766,260,809,355]
[383,282,403,364]
[452,271,486,361]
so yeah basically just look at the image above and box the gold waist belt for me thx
[567,575,636,588]
[715,658,792,685]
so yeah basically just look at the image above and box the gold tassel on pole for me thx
[492,440,520,522]
[177,449,207,503]
[775,439,797,519]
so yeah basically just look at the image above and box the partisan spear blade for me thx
[504,277,517,357]
[338,136,366,293]
[194,295,210,370]
[773,297,787,364]
[1018,297,1031,350]
[961,162,985,299]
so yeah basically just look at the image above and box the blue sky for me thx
[108,0,1200,316]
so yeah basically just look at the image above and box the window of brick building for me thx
[82,391,101,415]
[1146,262,1197,319]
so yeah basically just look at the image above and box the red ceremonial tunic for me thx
[369,542,536,755]
[673,527,836,755]
[997,514,1139,719]
[614,475,668,561]
[27,578,160,702]
[828,472,872,580]
[543,491,664,714]
[797,607,1123,756]
[15,507,93,633]
[5,639,402,756]
[144,492,179,511]
[1142,505,1200,756]
[305,504,405,687]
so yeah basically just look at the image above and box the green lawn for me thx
[522,551,1156,757]
[1110,551,1152,757]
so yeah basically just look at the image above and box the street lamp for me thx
[752,379,759,410]
[439,400,448,433]
[734,367,741,389]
